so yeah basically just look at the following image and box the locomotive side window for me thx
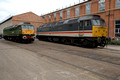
[80,21,83,27]
[84,20,91,26]
[84,20,92,30]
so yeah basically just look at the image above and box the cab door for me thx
[83,20,92,37]
[78,21,84,37]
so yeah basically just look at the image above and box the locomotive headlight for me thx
[22,36,27,39]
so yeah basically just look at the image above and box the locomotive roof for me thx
[39,15,101,28]
[78,15,100,21]
[4,22,31,30]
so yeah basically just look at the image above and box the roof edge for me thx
[0,16,12,25]
[41,0,91,16]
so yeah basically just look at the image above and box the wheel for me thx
[91,43,98,48]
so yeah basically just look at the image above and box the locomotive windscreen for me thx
[22,25,34,29]
[92,19,106,26]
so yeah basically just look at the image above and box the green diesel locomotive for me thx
[3,22,35,43]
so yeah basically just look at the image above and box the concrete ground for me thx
[0,39,120,80]
[106,45,120,51]
[0,39,106,80]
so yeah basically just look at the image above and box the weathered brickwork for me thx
[12,12,45,32]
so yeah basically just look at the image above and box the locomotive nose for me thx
[92,26,107,37]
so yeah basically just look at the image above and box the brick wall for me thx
[56,12,60,21]
[70,7,75,18]
[12,12,45,33]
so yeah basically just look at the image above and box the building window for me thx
[67,9,70,19]
[60,11,63,20]
[115,20,120,37]
[49,15,51,22]
[99,0,105,12]
[54,13,56,21]
[75,6,79,17]
[116,0,120,8]
[86,3,91,15]
[44,16,46,20]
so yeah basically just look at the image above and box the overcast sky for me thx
[0,0,86,22]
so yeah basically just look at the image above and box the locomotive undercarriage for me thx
[3,36,34,43]
[37,36,108,48]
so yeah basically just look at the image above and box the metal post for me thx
[108,0,111,37]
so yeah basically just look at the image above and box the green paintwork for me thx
[3,25,22,36]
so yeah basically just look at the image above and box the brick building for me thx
[0,12,45,34]
[41,0,120,38]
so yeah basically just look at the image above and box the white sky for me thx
[0,0,86,22]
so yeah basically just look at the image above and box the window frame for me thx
[60,11,63,20]
[44,16,46,20]
[84,20,92,30]
[86,3,91,15]
[67,9,70,19]
[115,20,120,37]
[116,0,120,8]
[75,6,79,17]
[54,13,56,21]
[99,0,105,12]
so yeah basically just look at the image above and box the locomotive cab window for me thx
[92,19,106,26]
[22,25,27,29]
[29,26,34,29]
[22,25,34,29]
